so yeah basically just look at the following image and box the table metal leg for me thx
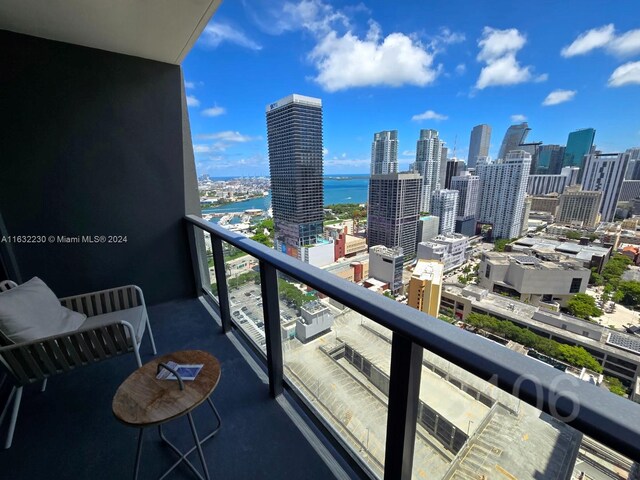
[187,412,211,480]
[157,398,221,480]
[133,428,144,480]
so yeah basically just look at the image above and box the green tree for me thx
[556,344,602,372]
[251,232,273,247]
[616,281,640,307]
[589,268,603,286]
[465,313,603,373]
[605,376,628,396]
[566,293,603,320]
[493,238,511,252]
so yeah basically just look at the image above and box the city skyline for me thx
[184,0,640,176]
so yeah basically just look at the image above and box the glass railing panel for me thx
[222,240,266,353]
[279,278,389,479]
[201,230,217,300]
[357,309,640,480]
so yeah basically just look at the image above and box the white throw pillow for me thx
[0,277,86,344]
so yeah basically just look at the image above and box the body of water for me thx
[202,175,369,214]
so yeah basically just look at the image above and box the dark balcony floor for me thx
[0,297,358,480]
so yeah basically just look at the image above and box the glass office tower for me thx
[563,128,596,170]
[266,94,324,257]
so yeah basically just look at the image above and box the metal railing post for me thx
[186,223,204,295]
[384,332,423,480]
[259,261,283,398]
[211,235,232,333]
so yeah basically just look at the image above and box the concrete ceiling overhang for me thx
[0,0,221,64]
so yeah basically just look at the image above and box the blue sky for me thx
[183,0,640,176]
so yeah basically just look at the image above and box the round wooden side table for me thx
[112,350,222,480]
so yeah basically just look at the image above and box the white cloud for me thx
[323,147,329,156]
[185,81,196,89]
[196,131,261,142]
[608,61,640,87]
[186,95,200,107]
[511,114,527,122]
[561,24,614,57]
[542,89,577,106]
[199,23,262,50]
[561,25,640,58]
[310,21,439,91]
[475,27,545,89]
[609,29,640,56]
[249,0,458,91]
[477,27,526,62]
[455,63,466,75]
[202,106,227,117]
[411,109,448,121]
[193,144,212,153]
[402,150,416,157]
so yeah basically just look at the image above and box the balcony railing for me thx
[185,214,640,479]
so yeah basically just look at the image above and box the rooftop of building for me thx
[511,236,610,260]
[483,251,587,272]
[412,260,445,283]
[430,233,469,243]
[442,284,640,362]
[369,245,403,257]
[301,300,330,315]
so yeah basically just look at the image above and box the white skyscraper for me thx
[430,189,459,235]
[582,152,630,222]
[371,130,398,175]
[450,171,479,218]
[468,124,491,168]
[414,129,444,212]
[477,150,531,240]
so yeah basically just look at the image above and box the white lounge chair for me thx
[0,280,157,448]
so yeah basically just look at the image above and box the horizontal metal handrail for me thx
[186,214,640,460]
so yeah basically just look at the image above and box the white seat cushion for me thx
[79,305,147,344]
[0,277,86,344]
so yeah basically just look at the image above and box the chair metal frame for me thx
[0,280,157,448]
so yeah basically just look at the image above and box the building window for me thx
[569,277,582,293]
[485,264,491,278]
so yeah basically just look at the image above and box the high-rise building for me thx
[450,171,479,218]
[563,128,596,173]
[408,259,444,317]
[582,152,630,222]
[537,144,566,174]
[497,123,530,160]
[477,150,531,240]
[367,172,422,260]
[266,94,324,258]
[527,166,579,195]
[369,245,404,294]
[370,130,398,175]
[468,124,491,169]
[414,129,444,212]
[416,215,440,243]
[431,189,459,235]
[625,147,640,180]
[519,142,542,174]
[442,158,461,189]
[556,187,602,227]
[417,233,469,272]
[521,195,532,236]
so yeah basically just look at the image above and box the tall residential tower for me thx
[414,129,444,212]
[468,124,491,169]
[266,94,324,258]
[477,151,531,240]
[371,130,398,175]
[367,172,422,260]
[497,123,530,160]
[582,152,629,222]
